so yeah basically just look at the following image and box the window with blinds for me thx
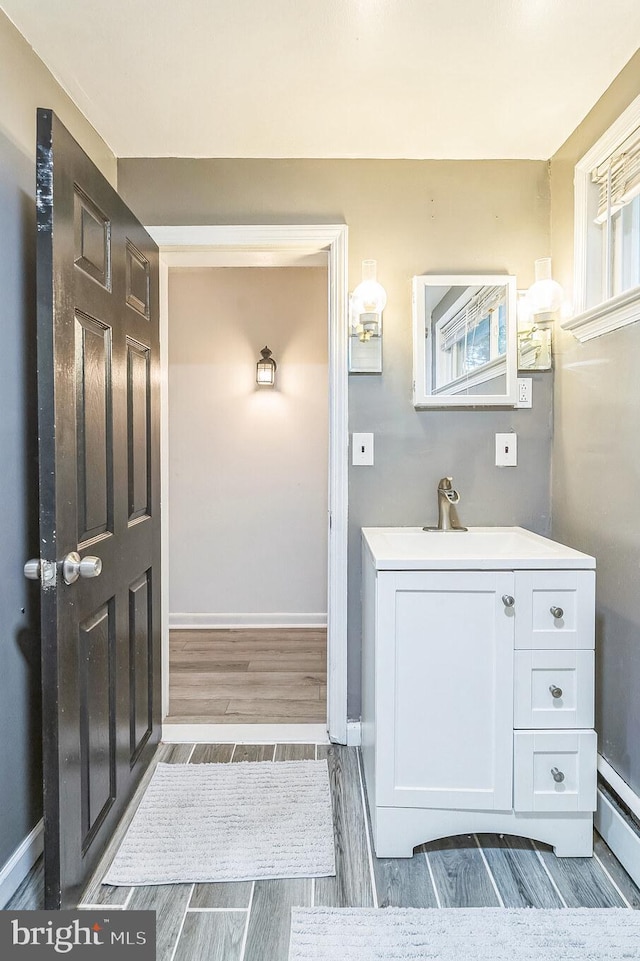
[592,128,640,224]
[585,127,640,307]
[434,285,507,390]
[567,94,640,339]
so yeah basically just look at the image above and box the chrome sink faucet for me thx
[423,476,468,532]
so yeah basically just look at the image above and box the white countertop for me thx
[362,526,596,570]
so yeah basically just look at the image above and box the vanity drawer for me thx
[514,650,594,729]
[513,730,597,813]
[514,570,595,650]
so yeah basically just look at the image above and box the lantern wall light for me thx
[256,345,277,387]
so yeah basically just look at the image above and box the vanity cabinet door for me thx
[514,571,595,650]
[375,570,514,811]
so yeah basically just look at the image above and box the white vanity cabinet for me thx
[361,527,597,859]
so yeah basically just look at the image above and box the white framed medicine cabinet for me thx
[412,274,518,408]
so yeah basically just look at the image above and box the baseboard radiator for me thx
[596,754,640,888]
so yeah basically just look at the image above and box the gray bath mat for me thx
[103,759,335,886]
[289,907,640,960]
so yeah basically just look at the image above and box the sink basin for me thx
[362,526,595,570]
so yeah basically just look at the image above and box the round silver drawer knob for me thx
[549,684,563,699]
[550,606,564,619]
[502,595,515,608]
[551,767,565,783]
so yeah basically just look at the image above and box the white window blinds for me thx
[592,125,640,224]
[440,285,503,351]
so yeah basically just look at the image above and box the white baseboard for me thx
[169,613,328,629]
[595,754,640,888]
[162,722,329,744]
[0,819,44,909]
[346,720,361,746]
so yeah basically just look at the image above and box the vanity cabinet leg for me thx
[550,818,594,857]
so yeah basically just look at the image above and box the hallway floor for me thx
[9,743,640,961]
[167,628,327,723]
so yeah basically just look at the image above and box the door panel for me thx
[36,109,161,909]
[79,601,116,849]
[73,186,111,288]
[75,311,113,543]
[125,240,151,318]
[126,339,151,522]
[129,570,153,764]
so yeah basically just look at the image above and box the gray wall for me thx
[118,157,554,717]
[0,10,116,879]
[550,50,640,795]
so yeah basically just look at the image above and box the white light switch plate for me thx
[495,432,517,467]
[352,432,374,466]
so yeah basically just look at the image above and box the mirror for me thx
[517,291,552,370]
[412,274,517,407]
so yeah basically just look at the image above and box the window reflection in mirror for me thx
[412,275,517,408]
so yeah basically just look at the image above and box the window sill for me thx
[562,285,640,342]
[433,355,506,395]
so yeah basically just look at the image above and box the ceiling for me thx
[2,0,640,159]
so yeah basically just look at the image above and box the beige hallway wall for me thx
[168,267,328,621]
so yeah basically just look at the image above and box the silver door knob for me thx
[502,595,515,608]
[24,558,42,580]
[550,606,564,619]
[63,552,103,585]
[551,767,565,783]
[549,685,563,699]
[23,558,56,585]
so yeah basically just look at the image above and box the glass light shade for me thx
[351,260,387,342]
[527,257,564,318]
[351,259,387,315]
[256,346,276,386]
[516,290,533,329]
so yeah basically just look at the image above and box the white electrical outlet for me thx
[352,432,374,466]
[495,432,517,467]
[516,378,533,408]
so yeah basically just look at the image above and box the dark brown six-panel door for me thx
[36,109,161,909]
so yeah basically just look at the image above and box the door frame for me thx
[147,224,349,744]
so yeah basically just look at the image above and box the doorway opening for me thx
[166,263,329,728]
[149,225,349,744]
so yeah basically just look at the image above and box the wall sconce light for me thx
[526,257,564,323]
[349,259,387,373]
[516,258,564,370]
[256,345,277,387]
[517,292,552,370]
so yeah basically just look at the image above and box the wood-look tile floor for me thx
[167,629,327,723]
[10,744,640,961]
